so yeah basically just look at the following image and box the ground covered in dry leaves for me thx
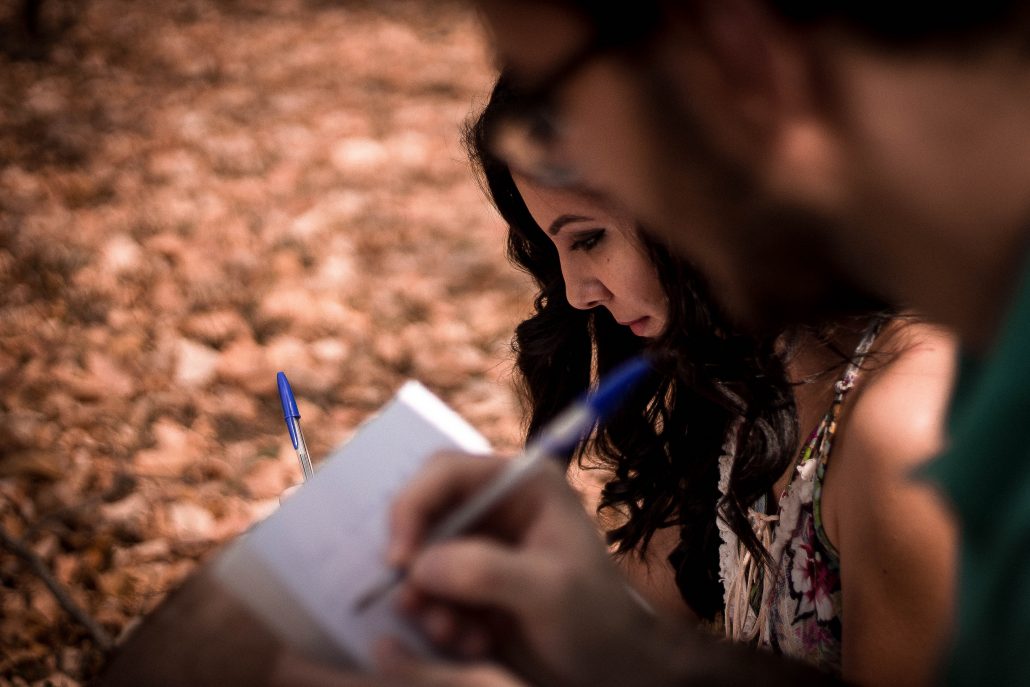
[0,1,532,683]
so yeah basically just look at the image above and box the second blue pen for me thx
[277,371,315,481]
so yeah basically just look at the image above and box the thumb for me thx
[278,484,300,506]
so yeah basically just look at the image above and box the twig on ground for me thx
[0,522,114,652]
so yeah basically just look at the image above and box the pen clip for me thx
[277,371,301,450]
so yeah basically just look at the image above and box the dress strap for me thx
[809,316,887,558]
[810,316,887,470]
[832,318,885,406]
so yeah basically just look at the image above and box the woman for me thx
[465,75,958,685]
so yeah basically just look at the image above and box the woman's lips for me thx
[625,317,650,337]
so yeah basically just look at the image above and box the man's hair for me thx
[558,1,1030,50]
[768,1,1030,48]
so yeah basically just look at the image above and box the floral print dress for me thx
[716,321,883,675]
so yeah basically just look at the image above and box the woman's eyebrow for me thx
[548,213,593,236]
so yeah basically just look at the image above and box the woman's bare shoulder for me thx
[827,324,960,687]
[819,318,958,565]
[840,319,957,474]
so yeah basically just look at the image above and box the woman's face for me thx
[514,175,669,338]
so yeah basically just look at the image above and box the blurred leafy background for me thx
[0,1,529,683]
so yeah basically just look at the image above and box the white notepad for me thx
[213,381,492,668]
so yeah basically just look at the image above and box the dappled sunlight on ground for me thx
[0,1,530,682]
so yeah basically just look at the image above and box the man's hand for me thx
[386,451,695,687]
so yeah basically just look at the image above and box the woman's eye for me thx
[570,229,605,252]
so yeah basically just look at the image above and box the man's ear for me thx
[659,0,843,204]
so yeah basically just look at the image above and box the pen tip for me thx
[353,570,403,614]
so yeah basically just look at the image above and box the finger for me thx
[395,582,425,616]
[407,538,558,619]
[416,601,462,647]
[278,484,300,506]
[372,637,420,669]
[388,452,509,565]
[454,623,493,660]
[405,598,494,658]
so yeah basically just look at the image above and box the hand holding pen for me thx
[354,355,652,612]
[277,371,315,482]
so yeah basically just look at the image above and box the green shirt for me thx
[925,262,1030,685]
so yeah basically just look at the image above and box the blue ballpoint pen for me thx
[353,354,653,612]
[277,371,315,482]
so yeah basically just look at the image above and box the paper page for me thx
[214,380,491,668]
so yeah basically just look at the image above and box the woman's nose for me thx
[566,277,610,310]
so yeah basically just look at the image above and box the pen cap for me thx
[584,355,653,421]
[277,371,301,449]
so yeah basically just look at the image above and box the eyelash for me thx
[570,229,605,252]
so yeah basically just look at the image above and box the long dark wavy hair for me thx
[464,75,807,619]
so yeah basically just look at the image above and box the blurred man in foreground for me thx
[368,2,1030,685]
